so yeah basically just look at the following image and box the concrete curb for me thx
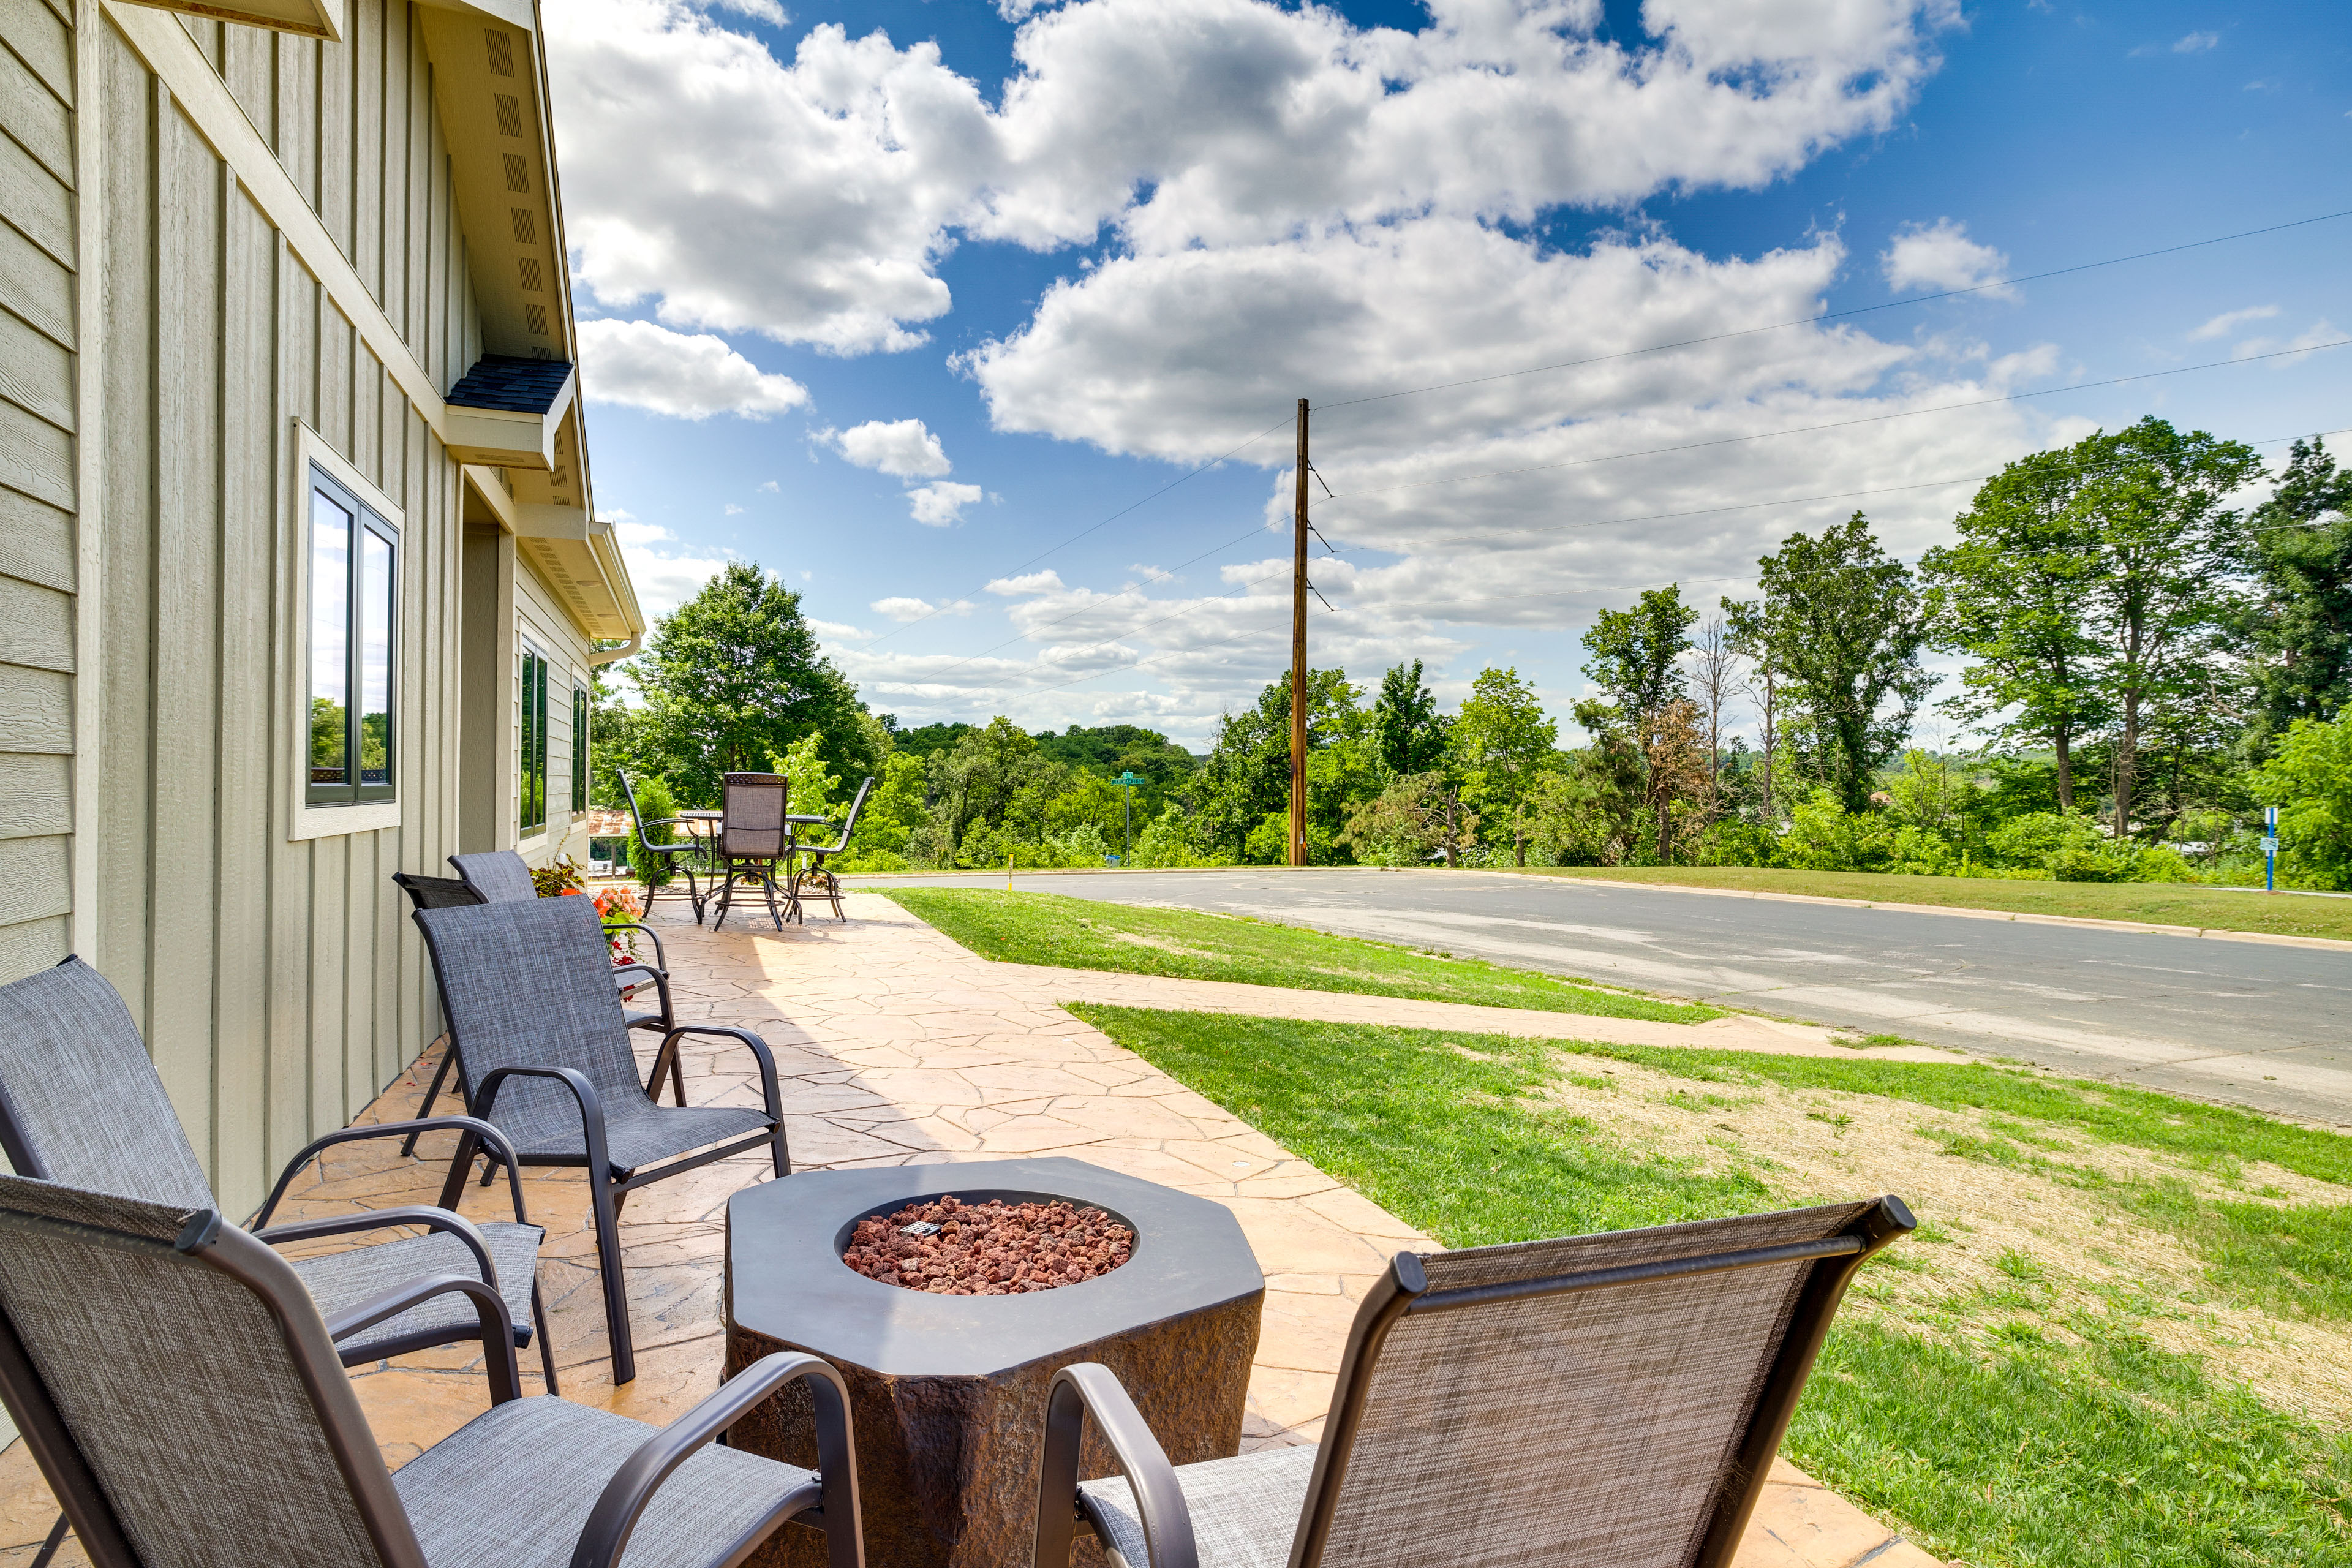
[848,865,2352,954]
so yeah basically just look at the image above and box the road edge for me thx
[846,864,2352,953]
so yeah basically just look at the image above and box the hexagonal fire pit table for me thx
[725,1156,1265,1568]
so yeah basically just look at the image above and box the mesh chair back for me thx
[720,772,790,859]
[391,872,486,912]
[1302,1200,1894,1568]
[447,850,538,905]
[0,1173,424,1568]
[0,959,214,1210]
[411,897,647,1152]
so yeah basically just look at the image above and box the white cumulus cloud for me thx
[827,418,954,478]
[908,481,986,526]
[576,317,809,418]
[870,595,971,621]
[2173,30,2218,53]
[1881,218,2011,298]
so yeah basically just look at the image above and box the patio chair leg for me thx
[589,1176,636,1385]
[400,1044,459,1156]
[668,1047,687,1107]
[29,1512,66,1568]
[436,1131,480,1213]
[770,1118,791,1179]
[532,1278,559,1396]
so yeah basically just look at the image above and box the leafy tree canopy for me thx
[2242,436,2352,744]
[630,561,876,805]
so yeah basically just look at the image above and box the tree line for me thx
[592,419,2352,889]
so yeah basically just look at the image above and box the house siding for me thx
[0,0,526,1222]
[0,0,75,1003]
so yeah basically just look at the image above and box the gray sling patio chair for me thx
[619,767,709,923]
[710,772,795,932]
[392,869,684,1151]
[0,1172,864,1568]
[787,777,875,924]
[448,850,681,1043]
[0,957,557,1395]
[412,893,792,1385]
[1033,1196,1914,1568]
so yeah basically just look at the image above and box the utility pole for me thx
[1290,398,1310,867]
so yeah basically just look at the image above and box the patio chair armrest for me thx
[648,1025,783,1117]
[602,921,668,970]
[255,1115,532,1228]
[476,1065,613,1178]
[254,1205,505,1295]
[611,962,664,989]
[568,1352,859,1568]
[1033,1363,1196,1568]
[320,1272,521,1406]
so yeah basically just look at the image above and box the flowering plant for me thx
[593,884,644,963]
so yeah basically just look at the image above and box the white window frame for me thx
[290,424,405,842]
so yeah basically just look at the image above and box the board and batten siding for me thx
[0,0,77,997]
[0,0,503,1221]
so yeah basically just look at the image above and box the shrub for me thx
[628,775,680,886]
[531,856,587,895]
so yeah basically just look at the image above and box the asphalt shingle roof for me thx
[447,355,575,415]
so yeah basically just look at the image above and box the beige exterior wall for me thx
[0,0,75,995]
[0,0,636,1219]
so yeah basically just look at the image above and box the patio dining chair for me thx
[788,776,875,924]
[0,957,557,1394]
[710,772,796,932]
[447,850,680,1045]
[1033,1196,1913,1568]
[412,893,793,1384]
[619,768,709,923]
[0,1172,864,1568]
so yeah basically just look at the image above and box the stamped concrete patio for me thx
[0,891,1945,1567]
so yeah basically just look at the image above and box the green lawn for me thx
[1072,1004,2352,1568]
[880,887,1719,1025]
[1503,864,2352,943]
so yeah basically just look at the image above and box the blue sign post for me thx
[1115,771,1143,867]
[2264,804,2278,893]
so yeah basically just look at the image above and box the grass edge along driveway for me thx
[1070,1003,2352,1568]
[1501,864,2352,944]
[879,886,1721,1026]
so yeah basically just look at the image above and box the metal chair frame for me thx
[0,1178,864,1568]
[788,776,875,924]
[710,772,797,932]
[619,767,707,922]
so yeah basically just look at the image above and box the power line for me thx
[1308,341,2352,508]
[1313,208,2352,413]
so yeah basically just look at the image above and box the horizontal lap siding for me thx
[88,8,466,1216]
[514,552,592,867]
[0,0,75,992]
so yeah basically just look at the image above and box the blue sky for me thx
[551,0,2351,748]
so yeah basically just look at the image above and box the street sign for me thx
[1114,772,1143,867]
[2265,805,2279,892]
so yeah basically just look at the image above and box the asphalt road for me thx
[862,868,2352,1126]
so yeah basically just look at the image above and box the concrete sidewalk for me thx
[0,892,1948,1568]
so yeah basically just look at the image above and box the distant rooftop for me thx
[447,355,575,415]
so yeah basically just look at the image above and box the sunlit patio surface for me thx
[0,893,1940,1567]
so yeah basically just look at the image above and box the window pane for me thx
[572,687,588,812]
[358,525,394,788]
[309,487,352,788]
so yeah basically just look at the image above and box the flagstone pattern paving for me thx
[0,892,1944,1567]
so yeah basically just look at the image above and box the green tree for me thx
[2242,436,2352,745]
[1922,446,2111,812]
[2068,418,2263,836]
[1756,513,1932,813]
[1450,667,1557,865]
[1189,669,1368,862]
[631,562,875,805]
[1581,585,1695,724]
[926,717,1063,863]
[2252,709,2352,890]
[1371,661,1449,777]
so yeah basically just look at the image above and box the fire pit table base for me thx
[725,1158,1265,1568]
